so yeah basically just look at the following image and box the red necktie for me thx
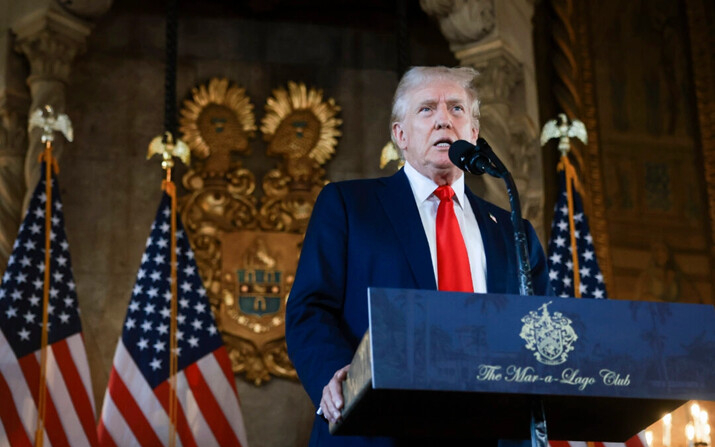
[434,185,473,292]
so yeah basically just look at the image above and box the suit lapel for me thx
[377,169,437,290]
[465,188,509,292]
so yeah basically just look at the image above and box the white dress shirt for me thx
[403,161,487,293]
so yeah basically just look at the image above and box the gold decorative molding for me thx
[573,2,614,292]
[685,0,715,262]
[180,79,341,384]
[259,81,342,233]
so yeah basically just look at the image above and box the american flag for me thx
[550,433,648,447]
[547,169,646,447]
[98,193,248,447]
[547,170,607,299]
[0,166,99,446]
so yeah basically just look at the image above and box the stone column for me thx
[0,89,30,272]
[421,0,546,238]
[12,6,91,212]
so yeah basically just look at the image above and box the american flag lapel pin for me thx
[489,213,497,223]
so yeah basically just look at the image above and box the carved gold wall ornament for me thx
[179,79,341,385]
[180,78,257,175]
[259,82,342,233]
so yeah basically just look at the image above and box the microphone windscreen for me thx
[448,140,475,167]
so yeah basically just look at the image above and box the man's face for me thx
[392,79,478,183]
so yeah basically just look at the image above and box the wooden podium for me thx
[330,288,715,442]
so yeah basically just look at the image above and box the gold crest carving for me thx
[259,82,342,232]
[179,78,341,385]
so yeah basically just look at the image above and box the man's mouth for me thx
[433,138,453,148]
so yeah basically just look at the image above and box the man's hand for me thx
[320,364,350,424]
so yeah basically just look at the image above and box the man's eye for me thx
[453,105,464,112]
[419,106,431,112]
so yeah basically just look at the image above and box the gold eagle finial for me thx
[28,105,73,143]
[540,113,587,157]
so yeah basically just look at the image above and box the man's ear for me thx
[392,122,408,150]
[472,126,479,142]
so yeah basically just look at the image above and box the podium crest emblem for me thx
[519,302,578,365]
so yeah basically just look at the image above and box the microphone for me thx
[449,138,504,177]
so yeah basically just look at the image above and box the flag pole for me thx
[148,130,189,447]
[540,113,589,299]
[27,105,72,447]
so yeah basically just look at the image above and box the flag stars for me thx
[563,277,572,287]
[33,207,44,219]
[548,270,559,281]
[137,338,149,350]
[549,253,562,265]
[133,285,143,296]
[160,307,170,319]
[188,336,199,348]
[49,287,59,299]
[554,236,566,248]
[191,318,203,330]
[29,295,40,306]
[579,266,591,278]
[177,314,186,325]
[137,269,146,280]
[157,323,168,335]
[596,273,604,283]
[194,302,206,314]
[574,213,584,222]
[593,288,605,299]
[2,271,11,283]
[128,301,140,312]
[125,318,136,329]
[56,255,68,267]
[183,265,195,276]
[153,254,165,265]
[150,271,162,282]
[24,239,36,252]
[179,298,189,308]
[20,256,31,267]
[16,272,27,284]
[12,290,22,301]
[160,222,170,233]
[23,311,36,324]
[18,327,31,341]
[64,297,74,307]
[156,238,168,249]
[163,291,172,302]
[33,279,43,290]
[52,271,63,283]
[583,250,594,261]
[5,306,18,319]
[147,287,158,299]
[207,326,217,335]
[556,220,568,232]
[154,340,166,352]
[150,358,162,371]
[144,303,155,315]
[141,320,153,332]
[60,240,69,251]
[565,260,573,271]
[585,234,593,244]
[30,223,41,234]
[579,283,588,295]
[180,282,192,293]
[59,312,70,323]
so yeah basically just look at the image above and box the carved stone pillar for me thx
[0,92,30,272]
[12,7,91,211]
[421,0,546,237]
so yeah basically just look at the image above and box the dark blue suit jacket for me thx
[286,169,552,447]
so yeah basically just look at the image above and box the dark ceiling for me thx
[115,0,435,32]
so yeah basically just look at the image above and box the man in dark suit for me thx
[285,66,551,446]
